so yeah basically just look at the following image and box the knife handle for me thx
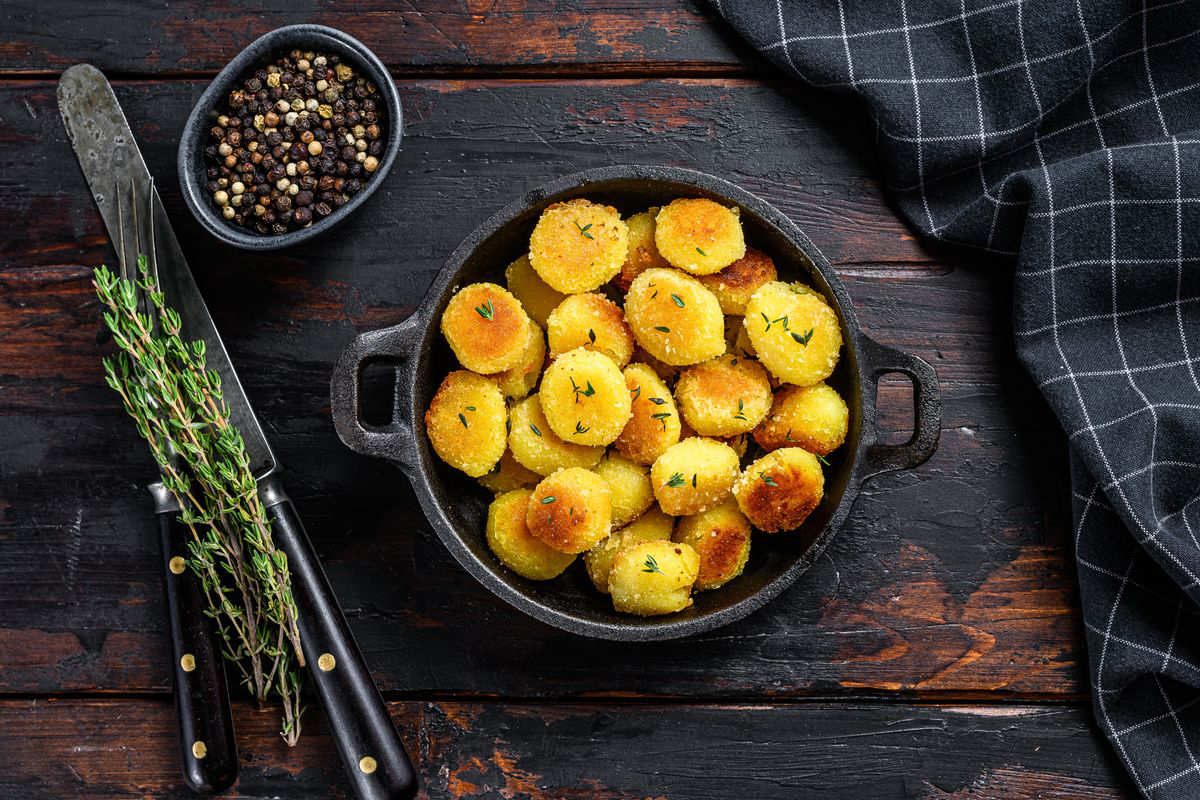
[260,477,417,800]
[156,508,239,794]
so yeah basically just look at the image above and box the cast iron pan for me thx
[330,165,941,640]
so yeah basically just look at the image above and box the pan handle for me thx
[857,334,941,480]
[330,316,421,468]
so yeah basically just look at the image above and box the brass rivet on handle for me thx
[180,653,196,672]
[317,652,336,671]
[169,556,186,574]
[358,756,377,775]
[192,741,207,759]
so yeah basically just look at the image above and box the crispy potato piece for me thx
[674,354,773,437]
[673,499,752,590]
[651,437,740,516]
[583,506,674,593]
[505,253,566,328]
[734,447,825,532]
[594,452,654,527]
[527,467,613,553]
[440,282,531,374]
[625,268,725,366]
[699,248,777,315]
[616,207,670,291]
[425,371,507,477]
[654,198,746,275]
[508,394,604,476]
[547,293,634,368]
[539,348,631,446]
[614,363,681,465]
[479,449,541,494]
[753,382,849,456]
[631,345,680,385]
[492,318,546,399]
[743,282,842,386]
[486,489,576,580]
[529,199,628,293]
[608,540,700,616]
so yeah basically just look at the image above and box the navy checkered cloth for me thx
[712,0,1200,795]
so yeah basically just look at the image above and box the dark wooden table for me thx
[0,3,1139,798]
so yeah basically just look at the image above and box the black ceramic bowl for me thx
[177,24,403,250]
[330,166,940,640]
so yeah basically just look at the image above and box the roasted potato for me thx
[492,318,546,399]
[594,452,654,527]
[505,252,566,328]
[583,505,674,593]
[425,371,507,477]
[673,499,752,590]
[527,467,613,553]
[651,437,741,516]
[654,198,745,275]
[546,293,635,368]
[614,363,681,465]
[616,207,670,291]
[440,282,531,374]
[734,447,825,532]
[631,345,680,385]
[753,382,849,456]
[529,199,628,293]
[743,282,842,386]
[538,347,631,446]
[478,449,541,494]
[674,353,773,437]
[624,268,725,366]
[486,489,576,580]
[699,248,778,315]
[608,539,700,616]
[508,394,604,476]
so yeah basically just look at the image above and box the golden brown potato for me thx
[527,467,613,554]
[539,348,631,446]
[654,198,746,275]
[508,394,604,476]
[608,540,700,616]
[583,505,674,593]
[505,252,566,328]
[425,371,507,477]
[593,452,654,527]
[492,318,546,399]
[699,248,778,315]
[546,293,634,368]
[478,449,541,494]
[651,437,740,516]
[674,354,773,437]
[440,282,531,374]
[733,447,825,532]
[631,345,680,385]
[624,268,725,366]
[529,199,628,293]
[486,489,576,580]
[743,282,842,386]
[616,207,670,291]
[614,363,681,465]
[753,382,849,456]
[673,499,752,590]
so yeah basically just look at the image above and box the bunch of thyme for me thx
[94,259,306,745]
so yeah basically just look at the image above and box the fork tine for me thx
[145,177,161,333]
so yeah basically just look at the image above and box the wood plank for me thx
[0,1,751,76]
[0,78,1077,697]
[0,698,1133,799]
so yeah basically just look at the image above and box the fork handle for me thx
[153,487,239,794]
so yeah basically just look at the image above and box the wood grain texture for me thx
[0,77,1077,700]
[0,0,752,76]
[0,698,1133,799]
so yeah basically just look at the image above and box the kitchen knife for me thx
[58,64,417,799]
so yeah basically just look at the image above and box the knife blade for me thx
[57,63,275,478]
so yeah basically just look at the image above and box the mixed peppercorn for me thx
[203,49,386,235]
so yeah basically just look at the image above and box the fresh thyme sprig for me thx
[94,260,305,746]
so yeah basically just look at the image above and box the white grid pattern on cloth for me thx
[715,1,1200,796]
